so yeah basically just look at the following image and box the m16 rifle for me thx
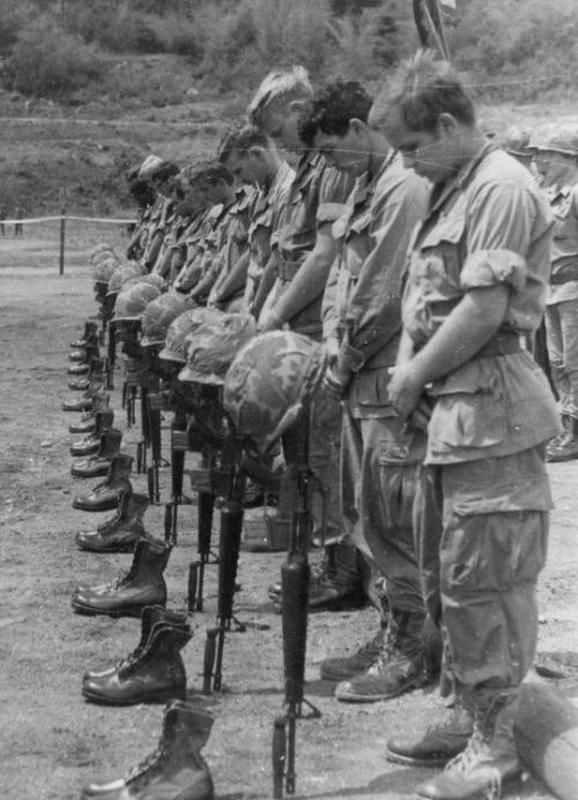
[272,402,321,798]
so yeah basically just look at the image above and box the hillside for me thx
[0,54,233,218]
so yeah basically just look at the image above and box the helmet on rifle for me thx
[179,312,257,385]
[539,127,578,158]
[93,257,120,287]
[502,126,532,158]
[113,282,162,323]
[141,292,196,347]
[107,264,142,297]
[159,307,223,363]
[90,244,116,265]
[223,331,327,452]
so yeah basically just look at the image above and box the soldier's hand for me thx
[258,309,283,333]
[387,364,422,420]
[323,364,349,397]
[324,338,340,367]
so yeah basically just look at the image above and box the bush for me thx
[7,18,105,99]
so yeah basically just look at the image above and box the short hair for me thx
[183,160,234,187]
[369,50,476,134]
[150,160,180,184]
[299,80,373,148]
[248,66,313,128]
[217,121,271,163]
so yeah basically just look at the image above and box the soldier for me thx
[178,161,256,310]
[249,66,368,610]
[380,52,558,800]
[141,159,180,273]
[533,129,578,461]
[217,121,294,312]
[298,80,435,702]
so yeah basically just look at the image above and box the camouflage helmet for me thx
[224,331,327,452]
[90,244,116,264]
[159,307,223,363]
[107,264,142,297]
[539,127,578,158]
[113,282,162,323]
[93,257,120,286]
[141,292,197,347]
[179,312,257,385]
[501,126,532,157]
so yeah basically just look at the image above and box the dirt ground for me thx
[1,229,578,800]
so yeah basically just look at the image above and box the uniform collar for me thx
[430,141,497,214]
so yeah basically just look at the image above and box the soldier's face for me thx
[313,124,370,176]
[539,151,576,186]
[223,150,268,188]
[260,105,303,152]
[384,107,458,184]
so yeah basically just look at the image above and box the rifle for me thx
[413,0,450,60]
[201,401,247,694]
[272,401,320,798]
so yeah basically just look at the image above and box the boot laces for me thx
[102,568,131,591]
[96,508,122,534]
[444,729,502,800]
[124,743,167,785]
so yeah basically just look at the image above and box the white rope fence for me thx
[0,212,138,274]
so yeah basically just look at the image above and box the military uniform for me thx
[260,154,353,545]
[244,161,294,309]
[323,152,429,615]
[403,144,559,705]
[544,180,578,428]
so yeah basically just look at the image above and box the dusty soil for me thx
[1,230,578,800]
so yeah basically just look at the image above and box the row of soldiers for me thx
[70,51,565,800]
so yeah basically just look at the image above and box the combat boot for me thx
[70,410,114,457]
[62,387,108,413]
[83,605,189,683]
[75,491,148,552]
[70,320,98,349]
[416,692,521,799]
[386,701,473,767]
[547,415,578,462]
[71,537,170,617]
[320,625,385,681]
[268,540,368,611]
[71,429,123,479]
[72,453,133,512]
[68,359,104,390]
[82,622,192,705]
[81,700,215,800]
[335,608,431,702]
[68,394,110,434]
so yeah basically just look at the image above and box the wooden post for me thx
[59,188,66,276]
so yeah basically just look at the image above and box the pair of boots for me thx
[68,393,110,435]
[76,491,148,552]
[70,409,115,457]
[386,691,521,800]
[268,539,369,612]
[81,700,214,800]
[68,358,104,391]
[63,385,108,414]
[546,414,578,462]
[83,605,191,705]
[321,607,439,703]
[72,454,133,512]
[71,429,123,478]
[70,320,98,350]
[72,537,170,617]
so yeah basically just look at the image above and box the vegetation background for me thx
[0,0,576,215]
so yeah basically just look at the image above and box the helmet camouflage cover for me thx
[223,331,327,452]
[141,292,197,347]
[92,256,121,286]
[159,307,224,363]
[179,312,257,385]
[106,264,143,297]
[113,281,162,323]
